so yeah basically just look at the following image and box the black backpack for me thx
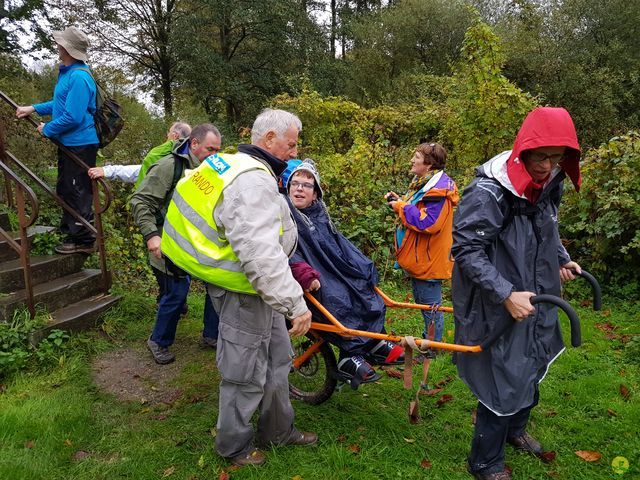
[77,68,124,148]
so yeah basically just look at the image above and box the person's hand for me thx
[384,191,400,209]
[504,291,536,322]
[306,279,321,292]
[88,167,105,179]
[560,261,581,282]
[146,235,162,260]
[288,310,312,337]
[37,122,45,134]
[16,105,35,118]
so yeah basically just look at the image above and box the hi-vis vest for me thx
[161,152,271,294]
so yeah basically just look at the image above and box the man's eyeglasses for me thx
[290,180,315,190]
[528,152,565,164]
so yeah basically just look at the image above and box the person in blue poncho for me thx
[285,160,404,388]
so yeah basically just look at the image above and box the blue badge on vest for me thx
[206,154,230,175]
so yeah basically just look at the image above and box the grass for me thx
[0,283,639,480]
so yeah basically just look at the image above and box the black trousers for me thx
[468,387,540,475]
[56,145,98,245]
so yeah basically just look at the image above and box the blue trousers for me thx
[151,270,220,347]
[412,278,444,342]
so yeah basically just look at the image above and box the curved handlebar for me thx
[574,269,601,311]
[480,294,581,351]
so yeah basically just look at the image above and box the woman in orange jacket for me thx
[385,142,459,347]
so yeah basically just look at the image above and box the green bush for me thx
[562,131,640,295]
[0,309,70,379]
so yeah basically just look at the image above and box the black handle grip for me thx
[573,269,602,311]
[480,294,581,350]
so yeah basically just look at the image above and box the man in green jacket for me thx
[88,122,191,185]
[130,123,221,364]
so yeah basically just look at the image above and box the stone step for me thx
[0,225,55,262]
[0,211,11,231]
[0,253,87,293]
[29,293,122,344]
[0,269,106,323]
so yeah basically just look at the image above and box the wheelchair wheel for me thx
[289,332,337,405]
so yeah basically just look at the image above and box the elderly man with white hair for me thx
[161,108,317,467]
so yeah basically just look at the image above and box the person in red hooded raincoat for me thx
[451,107,582,480]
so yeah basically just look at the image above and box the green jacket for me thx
[134,139,176,188]
[130,137,200,272]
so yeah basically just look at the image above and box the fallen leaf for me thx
[471,408,477,425]
[362,393,369,397]
[575,450,602,462]
[544,410,557,417]
[620,384,631,400]
[140,407,151,414]
[356,426,366,432]
[151,386,158,391]
[602,309,611,317]
[152,414,168,421]
[540,451,557,463]
[188,393,208,404]
[420,458,432,469]
[162,466,176,477]
[63,439,72,446]
[24,440,34,449]
[336,434,347,443]
[72,450,91,461]
[0,384,6,394]
[218,473,229,480]
[579,299,592,308]
[226,465,240,472]
[292,476,303,480]
[546,471,560,478]
[403,438,416,443]
[420,388,442,396]
[436,394,454,407]
[607,408,617,417]
[197,455,205,469]
[210,428,217,437]
[384,368,403,379]
[435,376,454,388]
[348,444,361,454]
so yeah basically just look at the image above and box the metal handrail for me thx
[0,89,114,313]
[0,153,39,318]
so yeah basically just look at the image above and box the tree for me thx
[0,0,50,53]
[66,0,181,117]
[174,0,326,127]
[440,17,536,181]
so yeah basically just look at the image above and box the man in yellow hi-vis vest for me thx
[162,109,316,467]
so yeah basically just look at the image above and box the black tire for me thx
[289,331,337,405]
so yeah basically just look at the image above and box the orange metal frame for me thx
[303,288,482,354]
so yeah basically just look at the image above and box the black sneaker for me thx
[146,337,175,364]
[336,355,381,389]
[364,340,405,365]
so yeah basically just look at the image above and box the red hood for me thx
[507,107,581,201]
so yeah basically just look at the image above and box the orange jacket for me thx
[393,172,459,280]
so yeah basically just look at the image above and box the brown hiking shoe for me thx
[230,448,266,467]
[507,432,544,457]
[470,470,512,480]
[286,431,318,447]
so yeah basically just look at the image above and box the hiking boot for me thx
[55,242,96,255]
[146,338,175,365]
[468,469,512,480]
[230,448,266,467]
[507,432,544,458]
[364,339,405,365]
[286,430,318,447]
[200,336,217,349]
[336,355,381,389]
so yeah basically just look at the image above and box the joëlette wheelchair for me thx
[287,270,601,405]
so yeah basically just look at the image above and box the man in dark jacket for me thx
[451,107,582,480]
[130,123,221,364]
